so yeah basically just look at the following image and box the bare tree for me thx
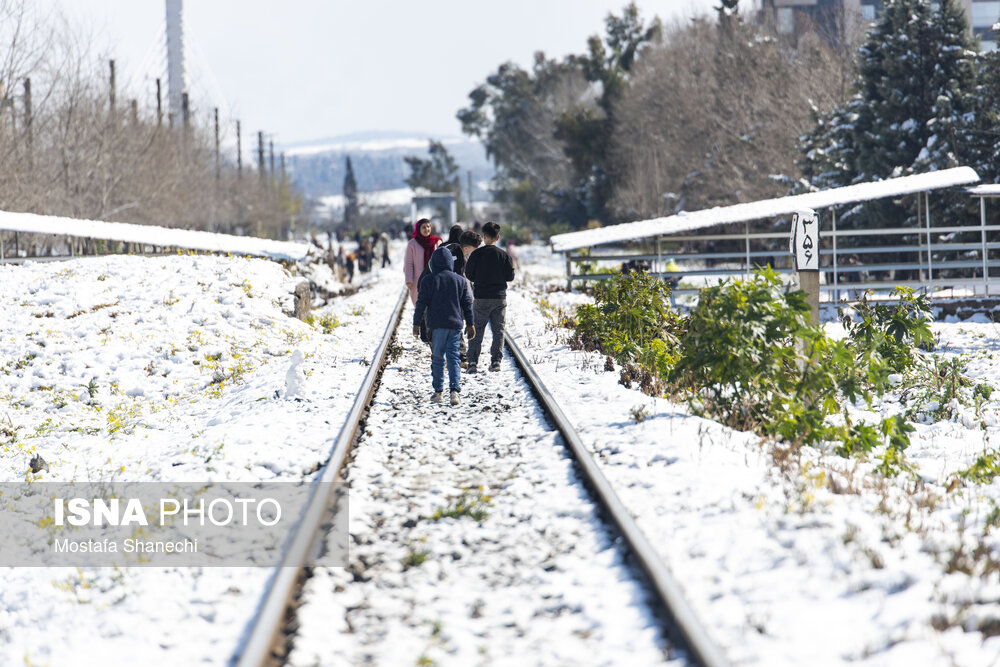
[610,16,852,219]
[0,0,300,256]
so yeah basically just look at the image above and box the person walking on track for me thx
[404,218,441,305]
[413,246,475,406]
[464,221,515,374]
[404,218,441,343]
[380,231,392,268]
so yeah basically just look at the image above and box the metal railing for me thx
[565,219,1000,301]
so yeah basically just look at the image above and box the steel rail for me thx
[233,287,408,667]
[504,332,731,667]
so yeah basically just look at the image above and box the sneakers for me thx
[450,391,461,406]
[489,360,501,372]
[431,391,443,404]
[466,364,477,375]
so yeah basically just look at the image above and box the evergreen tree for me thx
[342,156,360,228]
[458,54,586,225]
[458,3,658,229]
[973,42,1000,181]
[556,3,660,226]
[799,0,978,228]
[404,140,468,219]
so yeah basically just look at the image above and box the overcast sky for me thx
[41,0,722,147]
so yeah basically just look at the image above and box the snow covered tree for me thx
[342,156,360,228]
[973,45,1000,182]
[799,0,979,227]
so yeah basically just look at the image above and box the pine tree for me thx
[799,0,978,228]
[909,0,978,173]
[973,43,1000,181]
[343,156,359,228]
[556,3,660,226]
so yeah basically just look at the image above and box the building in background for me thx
[760,0,999,52]
[970,0,1000,50]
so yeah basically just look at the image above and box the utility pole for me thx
[269,139,275,186]
[214,108,220,180]
[236,120,242,178]
[109,59,116,113]
[281,152,291,238]
[467,170,473,218]
[23,78,31,165]
[156,79,163,126]
[257,131,265,182]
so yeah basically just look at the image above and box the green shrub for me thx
[961,450,1000,485]
[667,267,911,472]
[572,266,918,476]
[899,355,975,422]
[841,287,933,374]
[319,313,342,334]
[669,266,814,430]
[574,270,682,369]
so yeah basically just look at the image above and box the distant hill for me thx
[283,131,495,203]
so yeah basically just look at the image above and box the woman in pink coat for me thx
[403,218,442,305]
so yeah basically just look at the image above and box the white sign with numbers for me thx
[789,209,819,272]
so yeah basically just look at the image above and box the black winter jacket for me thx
[414,247,474,330]
[443,241,466,276]
[465,244,515,299]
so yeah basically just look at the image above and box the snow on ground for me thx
[507,243,1000,666]
[7,239,1000,665]
[0,252,401,665]
[289,306,677,667]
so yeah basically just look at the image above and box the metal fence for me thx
[564,214,1000,302]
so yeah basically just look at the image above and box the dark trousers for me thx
[431,329,462,392]
[467,297,506,366]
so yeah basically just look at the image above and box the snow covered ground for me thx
[4,241,1000,665]
[289,304,675,667]
[0,252,401,665]
[509,243,1000,666]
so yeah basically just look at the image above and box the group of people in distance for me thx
[329,231,391,284]
[403,218,515,407]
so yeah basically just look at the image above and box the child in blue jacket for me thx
[413,246,476,406]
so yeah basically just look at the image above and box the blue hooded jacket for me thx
[413,246,474,330]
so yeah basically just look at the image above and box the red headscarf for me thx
[411,220,442,270]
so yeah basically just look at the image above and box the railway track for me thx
[233,290,728,667]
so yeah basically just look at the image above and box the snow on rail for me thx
[550,166,980,252]
[0,210,312,261]
[965,184,1000,196]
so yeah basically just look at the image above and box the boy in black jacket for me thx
[413,246,476,405]
[464,221,515,373]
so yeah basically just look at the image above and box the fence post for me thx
[926,191,933,285]
[744,221,750,279]
[831,207,838,302]
[981,196,989,297]
[566,253,573,292]
[791,209,820,325]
